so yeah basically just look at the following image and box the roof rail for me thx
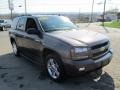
[20,14,32,16]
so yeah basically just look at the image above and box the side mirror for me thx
[26,28,39,35]
[26,28,43,38]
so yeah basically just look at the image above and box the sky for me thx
[0,0,120,14]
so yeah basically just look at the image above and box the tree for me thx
[106,8,119,15]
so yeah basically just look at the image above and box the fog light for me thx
[79,67,85,71]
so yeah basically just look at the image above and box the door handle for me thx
[35,39,41,42]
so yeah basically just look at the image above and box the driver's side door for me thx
[22,17,43,63]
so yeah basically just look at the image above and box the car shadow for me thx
[61,72,115,90]
[0,53,115,90]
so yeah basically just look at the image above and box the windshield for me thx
[0,20,4,23]
[38,16,78,32]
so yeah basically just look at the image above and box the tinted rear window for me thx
[0,20,4,23]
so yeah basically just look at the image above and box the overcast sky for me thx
[0,0,120,14]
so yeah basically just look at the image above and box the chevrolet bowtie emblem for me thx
[100,47,106,51]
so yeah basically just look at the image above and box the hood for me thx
[46,30,109,47]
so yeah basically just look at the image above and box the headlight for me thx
[74,48,88,53]
[71,47,88,60]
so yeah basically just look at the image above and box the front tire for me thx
[11,41,20,56]
[45,54,64,82]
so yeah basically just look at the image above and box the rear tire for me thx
[11,41,20,56]
[2,27,4,31]
[45,54,64,82]
[0,27,3,31]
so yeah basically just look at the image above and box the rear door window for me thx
[12,17,19,29]
[16,17,26,31]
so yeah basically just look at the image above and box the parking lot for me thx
[0,24,120,90]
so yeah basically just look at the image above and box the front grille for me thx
[91,41,109,59]
[91,42,108,50]
[92,48,108,58]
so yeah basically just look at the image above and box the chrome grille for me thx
[91,41,109,59]
[91,42,108,50]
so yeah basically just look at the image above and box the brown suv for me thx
[9,15,113,82]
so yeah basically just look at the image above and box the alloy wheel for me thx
[47,58,60,79]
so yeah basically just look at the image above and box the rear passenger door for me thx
[15,17,27,52]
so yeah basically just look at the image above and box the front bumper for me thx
[63,49,113,76]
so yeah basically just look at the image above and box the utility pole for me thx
[10,9,13,19]
[78,8,80,22]
[90,0,94,23]
[79,8,80,17]
[25,0,27,15]
[102,0,106,26]
[8,0,14,20]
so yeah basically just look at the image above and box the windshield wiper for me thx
[45,27,77,32]
[45,29,61,32]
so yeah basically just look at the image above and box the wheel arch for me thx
[42,48,66,81]
[42,48,62,62]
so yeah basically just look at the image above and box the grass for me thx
[101,20,120,29]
